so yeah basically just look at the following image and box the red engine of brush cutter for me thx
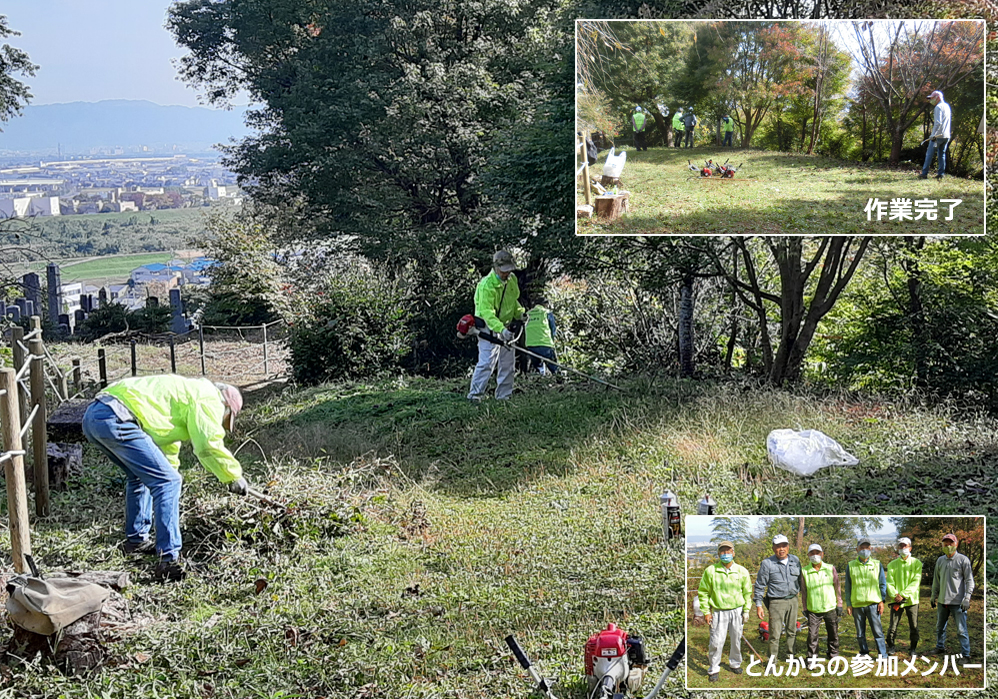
[456,314,477,338]
[585,624,628,675]
[700,167,713,178]
[759,620,802,642]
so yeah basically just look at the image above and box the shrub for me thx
[287,263,413,385]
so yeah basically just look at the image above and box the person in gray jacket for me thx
[919,90,952,180]
[929,532,975,659]
[682,109,698,149]
[754,534,803,660]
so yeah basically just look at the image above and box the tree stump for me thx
[600,175,621,188]
[3,574,132,676]
[594,193,630,222]
[47,399,90,443]
[20,443,84,491]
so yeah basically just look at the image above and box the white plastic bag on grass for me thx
[602,148,627,178]
[766,429,858,476]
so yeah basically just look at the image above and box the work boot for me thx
[927,647,946,656]
[153,558,186,582]
[708,673,718,682]
[917,174,928,179]
[935,174,944,180]
[731,667,743,675]
[122,539,156,555]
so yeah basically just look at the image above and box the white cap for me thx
[808,543,823,553]
[857,536,872,546]
[773,535,789,545]
[897,537,911,547]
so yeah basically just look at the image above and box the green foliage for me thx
[191,211,281,325]
[287,265,413,385]
[0,16,37,127]
[76,302,172,341]
[814,238,998,409]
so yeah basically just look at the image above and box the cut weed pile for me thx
[577,148,985,236]
[1,375,995,697]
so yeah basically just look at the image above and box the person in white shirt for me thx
[919,90,952,180]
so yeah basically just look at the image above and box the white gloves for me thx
[742,611,749,624]
[960,599,970,612]
[500,328,515,341]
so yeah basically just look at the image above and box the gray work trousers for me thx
[768,597,799,659]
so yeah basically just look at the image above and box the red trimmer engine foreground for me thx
[585,624,647,699]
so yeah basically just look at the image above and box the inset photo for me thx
[575,20,985,236]
[686,515,985,689]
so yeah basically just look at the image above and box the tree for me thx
[0,15,37,128]
[710,516,752,544]
[847,20,984,165]
[710,237,872,386]
[591,22,693,146]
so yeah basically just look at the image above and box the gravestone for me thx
[15,298,28,317]
[74,309,86,331]
[169,289,186,334]
[23,273,42,319]
[6,305,20,321]
[98,287,108,307]
[47,263,62,321]
[146,296,159,309]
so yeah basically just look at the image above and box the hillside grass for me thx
[577,148,985,236]
[1,375,995,698]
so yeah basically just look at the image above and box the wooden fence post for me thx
[29,315,41,333]
[130,339,137,377]
[72,358,82,395]
[199,325,206,376]
[262,323,269,377]
[28,338,49,517]
[10,325,27,426]
[0,368,32,573]
[98,348,107,388]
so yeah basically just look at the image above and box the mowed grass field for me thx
[577,147,985,236]
[2,376,995,697]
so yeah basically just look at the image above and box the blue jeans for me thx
[723,132,733,147]
[935,604,970,656]
[82,401,183,560]
[921,138,949,177]
[527,346,558,375]
[853,603,887,657]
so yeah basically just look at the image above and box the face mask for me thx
[943,545,957,555]
[858,549,872,560]
[809,555,822,564]
[899,548,910,558]
[719,553,734,564]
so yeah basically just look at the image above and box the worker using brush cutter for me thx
[698,541,752,682]
[800,543,843,662]
[885,537,921,656]
[753,534,802,662]
[82,376,248,581]
[467,250,525,403]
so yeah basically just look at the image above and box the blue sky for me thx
[686,516,897,539]
[2,1,244,108]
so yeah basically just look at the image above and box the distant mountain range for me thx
[0,100,251,154]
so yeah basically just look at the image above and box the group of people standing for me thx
[697,532,975,682]
[631,105,736,149]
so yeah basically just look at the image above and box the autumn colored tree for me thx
[848,20,984,165]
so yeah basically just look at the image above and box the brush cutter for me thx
[643,636,686,699]
[584,623,647,699]
[506,635,559,699]
[456,315,622,390]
